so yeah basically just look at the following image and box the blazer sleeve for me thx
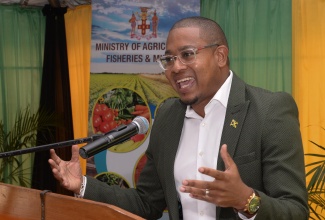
[83,156,166,220]
[254,92,308,220]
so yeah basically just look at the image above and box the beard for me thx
[179,96,199,106]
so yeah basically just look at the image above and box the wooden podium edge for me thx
[0,182,144,220]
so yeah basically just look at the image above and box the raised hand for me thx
[48,145,83,194]
[180,144,252,210]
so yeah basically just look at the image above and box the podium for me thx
[0,182,144,220]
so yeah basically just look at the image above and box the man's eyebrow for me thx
[180,45,195,50]
[164,50,172,55]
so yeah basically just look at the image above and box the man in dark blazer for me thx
[49,16,309,220]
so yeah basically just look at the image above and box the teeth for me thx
[176,77,193,83]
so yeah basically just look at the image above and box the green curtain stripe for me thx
[201,0,292,93]
[0,5,45,186]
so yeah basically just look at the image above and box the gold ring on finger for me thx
[205,189,210,196]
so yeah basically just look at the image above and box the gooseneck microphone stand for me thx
[0,134,103,158]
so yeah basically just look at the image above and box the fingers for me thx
[48,154,62,179]
[198,167,226,181]
[71,145,81,162]
[48,147,69,178]
[49,148,60,164]
[194,144,234,180]
[180,144,250,208]
[48,149,61,170]
[220,144,235,170]
[48,157,63,182]
[179,145,231,192]
[180,179,211,195]
[180,187,208,199]
[48,145,80,166]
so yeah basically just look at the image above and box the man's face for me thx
[164,27,224,110]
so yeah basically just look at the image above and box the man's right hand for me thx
[48,145,83,194]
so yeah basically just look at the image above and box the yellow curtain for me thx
[293,2,325,218]
[65,5,92,174]
[292,1,325,165]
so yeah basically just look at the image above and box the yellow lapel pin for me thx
[230,119,238,128]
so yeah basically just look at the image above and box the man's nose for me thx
[171,57,187,72]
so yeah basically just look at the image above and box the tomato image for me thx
[100,103,110,115]
[91,88,151,152]
[92,114,102,128]
[93,103,102,116]
[99,121,111,133]
[102,110,114,122]
[108,120,118,130]
[130,134,145,142]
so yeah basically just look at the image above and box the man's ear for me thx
[214,45,229,67]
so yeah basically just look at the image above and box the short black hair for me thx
[170,16,228,48]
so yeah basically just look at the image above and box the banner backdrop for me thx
[87,0,199,218]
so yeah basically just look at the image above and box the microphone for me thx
[79,116,149,159]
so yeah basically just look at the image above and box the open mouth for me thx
[176,77,195,89]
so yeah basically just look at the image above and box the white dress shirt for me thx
[174,71,232,220]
